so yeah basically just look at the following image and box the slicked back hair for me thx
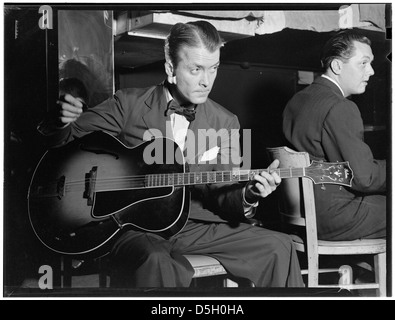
[321,30,372,70]
[164,20,224,68]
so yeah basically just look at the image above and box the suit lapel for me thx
[142,83,174,140]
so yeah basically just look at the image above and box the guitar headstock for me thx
[306,161,354,187]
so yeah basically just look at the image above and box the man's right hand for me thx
[57,93,84,125]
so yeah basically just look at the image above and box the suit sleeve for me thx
[37,91,128,147]
[322,100,386,193]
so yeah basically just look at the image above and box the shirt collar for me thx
[321,74,345,97]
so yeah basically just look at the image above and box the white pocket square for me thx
[200,146,220,162]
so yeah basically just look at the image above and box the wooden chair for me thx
[266,146,387,297]
[61,254,241,288]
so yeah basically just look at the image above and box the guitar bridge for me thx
[83,166,97,206]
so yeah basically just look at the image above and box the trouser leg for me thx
[173,220,304,287]
[109,220,304,288]
[109,231,194,287]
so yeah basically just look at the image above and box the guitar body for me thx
[28,132,189,257]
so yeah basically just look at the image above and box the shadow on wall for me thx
[58,10,114,107]
[59,59,109,107]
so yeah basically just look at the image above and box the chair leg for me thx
[52,256,62,288]
[307,260,319,287]
[61,256,72,288]
[98,258,108,288]
[338,265,353,285]
[375,252,386,297]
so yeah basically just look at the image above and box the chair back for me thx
[266,146,319,273]
[266,146,317,224]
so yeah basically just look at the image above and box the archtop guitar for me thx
[28,131,353,257]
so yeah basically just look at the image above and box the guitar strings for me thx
[32,161,346,197]
[58,168,328,185]
[59,167,335,192]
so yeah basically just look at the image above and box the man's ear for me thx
[165,61,176,84]
[330,58,343,75]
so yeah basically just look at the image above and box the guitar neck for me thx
[145,167,306,188]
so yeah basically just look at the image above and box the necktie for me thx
[165,100,196,122]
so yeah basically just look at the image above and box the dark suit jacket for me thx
[41,82,247,223]
[283,76,386,240]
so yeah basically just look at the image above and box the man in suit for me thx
[283,30,386,241]
[39,21,303,287]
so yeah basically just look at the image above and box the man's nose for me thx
[367,63,375,76]
[199,71,210,87]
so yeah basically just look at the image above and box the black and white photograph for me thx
[2,1,391,302]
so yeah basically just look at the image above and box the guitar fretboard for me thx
[145,168,305,187]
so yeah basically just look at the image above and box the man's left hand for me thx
[244,159,281,203]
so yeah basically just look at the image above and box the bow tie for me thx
[165,100,196,122]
